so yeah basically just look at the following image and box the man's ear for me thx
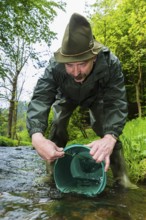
[93,56,97,63]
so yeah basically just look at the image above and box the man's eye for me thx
[79,63,86,67]
[66,64,72,67]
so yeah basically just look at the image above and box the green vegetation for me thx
[90,0,146,117]
[120,117,146,183]
[0,136,31,147]
[0,107,146,183]
[0,0,66,139]
[68,117,146,183]
[0,0,146,184]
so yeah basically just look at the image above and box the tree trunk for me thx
[12,100,18,139]
[79,125,88,138]
[8,99,15,138]
[135,61,142,117]
[8,75,18,139]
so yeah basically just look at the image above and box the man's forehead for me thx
[65,61,87,65]
[65,58,94,65]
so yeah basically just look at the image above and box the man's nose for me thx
[73,65,80,76]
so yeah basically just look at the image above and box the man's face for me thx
[65,57,96,83]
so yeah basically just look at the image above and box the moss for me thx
[0,136,31,147]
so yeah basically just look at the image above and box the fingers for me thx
[89,141,102,159]
[56,146,64,152]
[90,145,98,156]
[86,143,93,148]
[46,152,64,163]
[49,149,64,161]
[104,156,110,172]
[88,140,111,172]
[55,150,65,158]
[86,141,96,148]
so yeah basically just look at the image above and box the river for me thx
[0,146,146,220]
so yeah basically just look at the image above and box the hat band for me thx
[60,46,94,57]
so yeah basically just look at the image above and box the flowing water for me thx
[0,146,146,220]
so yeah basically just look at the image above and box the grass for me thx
[120,117,146,183]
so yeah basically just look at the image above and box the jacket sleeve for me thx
[26,61,58,136]
[103,52,128,138]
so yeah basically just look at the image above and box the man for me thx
[27,13,137,189]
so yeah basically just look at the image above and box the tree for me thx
[90,0,146,117]
[0,38,32,138]
[0,0,66,79]
[0,108,8,136]
[116,0,146,117]
[0,0,66,138]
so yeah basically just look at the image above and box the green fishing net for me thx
[54,144,106,197]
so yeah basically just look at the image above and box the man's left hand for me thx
[86,134,117,172]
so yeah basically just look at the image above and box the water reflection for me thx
[0,146,146,220]
[1,186,146,220]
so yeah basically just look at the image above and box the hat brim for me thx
[54,40,103,63]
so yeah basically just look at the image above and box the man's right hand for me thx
[32,133,65,163]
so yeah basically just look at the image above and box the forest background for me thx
[0,0,146,184]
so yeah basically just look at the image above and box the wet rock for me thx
[0,146,47,192]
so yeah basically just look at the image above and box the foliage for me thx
[90,0,146,117]
[16,126,31,143]
[0,136,17,146]
[0,0,66,77]
[68,128,98,145]
[0,101,31,142]
[120,117,146,182]
[0,136,31,146]
[15,101,31,142]
[68,107,89,140]
[0,108,8,136]
[0,0,66,138]
[45,108,54,138]
[45,107,91,141]
[0,102,31,145]
[0,0,66,47]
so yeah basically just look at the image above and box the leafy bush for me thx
[0,136,18,146]
[120,117,146,183]
[68,128,98,145]
[17,129,31,143]
[0,136,31,147]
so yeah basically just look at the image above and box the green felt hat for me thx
[54,13,103,63]
[54,144,106,197]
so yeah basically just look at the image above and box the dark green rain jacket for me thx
[27,48,128,138]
